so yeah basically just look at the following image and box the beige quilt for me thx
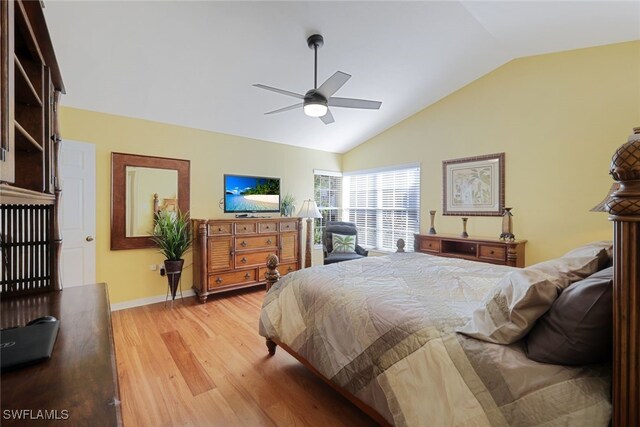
[259,253,611,426]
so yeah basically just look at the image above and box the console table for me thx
[0,283,122,426]
[415,234,526,267]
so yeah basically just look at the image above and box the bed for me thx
[259,128,640,426]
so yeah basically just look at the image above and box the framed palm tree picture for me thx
[442,153,505,216]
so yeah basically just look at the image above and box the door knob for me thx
[86,236,94,242]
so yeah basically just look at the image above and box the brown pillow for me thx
[525,267,613,365]
[528,241,610,290]
[457,269,564,344]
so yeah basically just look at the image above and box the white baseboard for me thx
[110,288,196,311]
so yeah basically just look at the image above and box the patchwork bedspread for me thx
[259,253,611,426]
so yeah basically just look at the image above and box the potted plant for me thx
[281,193,296,217]
[152,209,192,301]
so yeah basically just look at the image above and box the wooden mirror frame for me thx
[111,152,190,250]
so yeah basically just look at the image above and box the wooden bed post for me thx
[196,221,208,304]
[265,254,280,355]
[606,127,640,427]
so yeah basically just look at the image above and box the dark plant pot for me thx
[164,259,184,300]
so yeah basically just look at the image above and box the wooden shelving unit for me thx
[1,0,65,296]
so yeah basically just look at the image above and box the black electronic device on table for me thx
[0,316,60,373]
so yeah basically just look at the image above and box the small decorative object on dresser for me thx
[461,217,469,238]
[415,234,526,267]
[152,209,192,303]
[428,210,437,234]
[192,217,302,303]
[280,193,296,217]
[500,207,515,241]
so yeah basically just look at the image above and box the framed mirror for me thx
[111,153,190,250]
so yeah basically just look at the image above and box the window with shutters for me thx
[313,170,343,245]
[343,165,420,252]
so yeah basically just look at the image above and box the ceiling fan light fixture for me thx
[303,101,328,117]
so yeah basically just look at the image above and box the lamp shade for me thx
[297,199,322,219]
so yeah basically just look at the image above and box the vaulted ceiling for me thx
[43,1,640,153]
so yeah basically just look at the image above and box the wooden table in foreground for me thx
[0,283,122,426]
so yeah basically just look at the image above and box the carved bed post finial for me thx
[264,254,280,355]
[606,127,640,427]
[265,254,280,292]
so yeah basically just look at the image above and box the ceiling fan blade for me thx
[253,84,304,99]
[328,97,382,110]
[317,71,351,98]
[264,103,303,115]
[320,109,335,125]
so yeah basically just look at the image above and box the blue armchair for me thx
[322,221,369,265]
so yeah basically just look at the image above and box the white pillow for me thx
[332,233,356,253]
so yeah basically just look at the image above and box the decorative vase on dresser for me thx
[192,217,302,303]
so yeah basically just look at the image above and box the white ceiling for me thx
[43,1,640,153]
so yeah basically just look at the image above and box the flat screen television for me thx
[224,174,281,213]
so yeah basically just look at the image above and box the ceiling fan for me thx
[253,34,382,125]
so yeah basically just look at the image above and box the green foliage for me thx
[241,179,280,195]
[152,209,192,261]
[281,193,296,216]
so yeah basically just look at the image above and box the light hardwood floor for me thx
[112,288,377,426]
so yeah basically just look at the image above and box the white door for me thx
[59,140,96,287]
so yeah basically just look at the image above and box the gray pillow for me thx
[525,266,613,365]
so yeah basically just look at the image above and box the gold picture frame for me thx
[442,153,505,216]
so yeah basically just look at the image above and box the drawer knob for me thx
[218,227,222,231]
[490,250,495,255]
[266,225,270,229]
[215,277,222,284]
[287,267,293,272]
[244,273,251,280]
[240,241,247,247]
[243,226,247,230]
[266,239,272,245]
[241,257,247,264]
[285,225,290,228]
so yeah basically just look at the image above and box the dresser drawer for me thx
[258,222,277,233]
[235,222,257,234]
[259,262,298,281]
[280,221,298,232]
[208,269,257,290]
[235,235,277,251]
[208,222,232,236]
[419,238,440,253]
[235,250,277,269]
[479,244,506,262]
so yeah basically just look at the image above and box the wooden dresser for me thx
[192,218,303,303]
[415,234,526,267]
[0,284,121,426]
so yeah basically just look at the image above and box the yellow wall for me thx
[343,41,640,265]
[60,107,341,304]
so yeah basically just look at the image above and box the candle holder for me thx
[461,217,469,238]
[428,210,437,234]
[500,207,515,241]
